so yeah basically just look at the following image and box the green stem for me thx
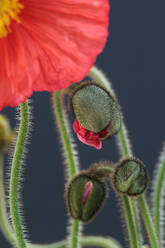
[52,91,77,177]
[138,196,159,248]
[29,236,123,248]
[118,121,159,248]
[88,66,141,248]
[0,150,15,245]
[122,196,140,248]
[80,236,122,248]
[9,102,29,248]
[52,91,80,248]
[130,199,143,246]
[117,125,142,248]
[153,143,165,242]
[92,166,114,177]
[89,66,160,248]
[71,220,80,248]
[117,124,132,157]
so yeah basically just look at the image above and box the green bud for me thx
[0,115,15,150]
[71,81,121,136]
[113,157,148,196]
[66,173,107,223]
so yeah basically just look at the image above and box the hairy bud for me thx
[113,157,148,196]
[0,115,15,150]
[66,173,107,222]
[71,81,121,149]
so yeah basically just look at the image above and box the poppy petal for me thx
[0,0,110,109]
[73,119,108,149]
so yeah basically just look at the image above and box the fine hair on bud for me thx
[113,157,148,196]
[70,80,121,138]
[65,171,108,223]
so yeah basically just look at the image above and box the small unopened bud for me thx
[71,81,121,149]
[113,157,148,196]
[66,173,107,222]
[0,115,15,150]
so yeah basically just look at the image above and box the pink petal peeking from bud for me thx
[82,181,94,207]
[73,119,108,149]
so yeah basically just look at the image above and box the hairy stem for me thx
[52,91,77,177]
[121,196,140,248]
[138,196,159,248]
[52,91,80,248]
[9,102,29,248]
[29,236,123,248]
[92,166,114,177]
[89,66,160,248]
[152,142,165,244]
[88,66,141,248]
[117,126,143,248]
[0,150,15,245]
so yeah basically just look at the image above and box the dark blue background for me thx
[1,0,165,247]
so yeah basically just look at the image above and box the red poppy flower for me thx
[73,119,108,149]
[0,0,110,110]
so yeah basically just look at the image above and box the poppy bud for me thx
[71,81,121,149]
[66,173,107,223]
[0,115,15,150]
[113,157,148,196]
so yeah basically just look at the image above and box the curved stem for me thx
[122,196,140,248]
[88,66,141,248]
[118,121,159,248]
[92,166,114,177]
[138,196,159,248]
[9,102,29,248]
[52,91,80,248]
[52,91,77,177]
[117,124,132,157]
[89,66,160,248]
[29,236,123,248]
[117,126,142,248]
[152,142,165,243]
[0,150,15,245]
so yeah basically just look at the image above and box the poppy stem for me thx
[89,66,160,248]
[138,196,160,248]
[152,142,165,245]
[92,166,114,178]
[117,120,159,248]
[9,101,29,248]
[52,91,81,248]
[88,67,142,248]
[29,235,123,248]
[0,150,15,245]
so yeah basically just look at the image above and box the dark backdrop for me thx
[1,0,165,247]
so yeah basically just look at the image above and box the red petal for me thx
[0,0,109,109]
[73,119,108,149]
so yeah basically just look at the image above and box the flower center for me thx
[0,0,23,38]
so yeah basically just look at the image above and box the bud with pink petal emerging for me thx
[65,173,108,223]
[71,81,121,149]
